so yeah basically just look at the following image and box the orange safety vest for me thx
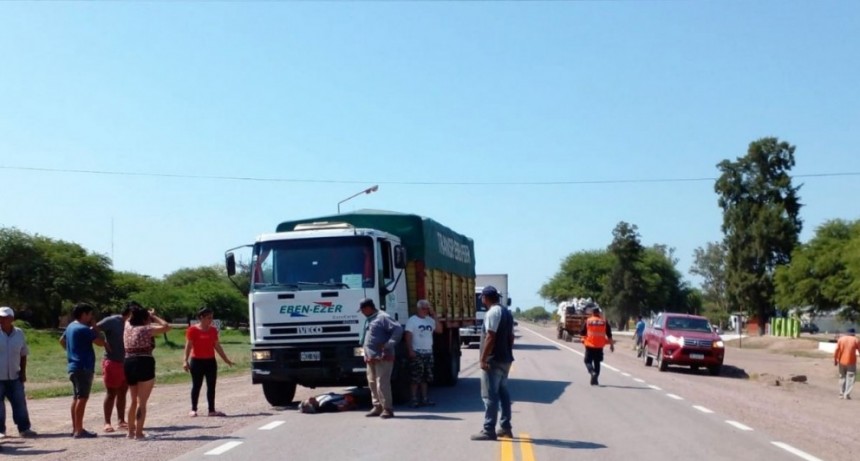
[583,316,608,348]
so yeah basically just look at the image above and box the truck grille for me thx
[261,320,359,341]
[685,339,713,348]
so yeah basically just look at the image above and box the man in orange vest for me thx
[834,328,860,400]
[579,305,614,386]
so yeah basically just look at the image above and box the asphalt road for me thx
[170,325,827,461]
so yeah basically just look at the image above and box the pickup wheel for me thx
[262,381,297,407]
[643,343,653,367]
[657,347,668,372]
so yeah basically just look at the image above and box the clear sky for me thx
[1,2,858,312]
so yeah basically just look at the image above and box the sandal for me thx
[104,425,116,433]
[118,422,129,429]
[188,410,198,417]
[208,411,226,417]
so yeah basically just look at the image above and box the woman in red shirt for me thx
[183,307,234,416]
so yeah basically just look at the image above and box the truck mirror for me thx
[226,252,236,276]
[393,245,406,269]
[507,297,512,307]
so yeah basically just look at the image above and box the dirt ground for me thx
[0,333,855,460]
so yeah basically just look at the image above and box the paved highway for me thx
[171,325,826,461]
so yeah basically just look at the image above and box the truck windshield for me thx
[251,236,374,291]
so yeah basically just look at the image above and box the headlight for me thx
[354,347,365,357]
[252,350,272,360]
[713,340,725,348]
[666,335,684,346]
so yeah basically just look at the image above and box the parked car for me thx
[800,322,819,334]
[642,313,725,375]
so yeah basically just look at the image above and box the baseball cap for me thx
[357,298,375,312]
[0,306,14,318]
[848,328,856,334]
[481,286,499,297]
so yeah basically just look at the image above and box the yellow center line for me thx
[500,435,514,461]
[519,432,535,461]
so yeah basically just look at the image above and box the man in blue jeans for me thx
[471,286,515,441]
[0,306,37,440]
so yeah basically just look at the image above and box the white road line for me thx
[693,405,714,414]
[725,420,753,431]
[648,384,662,391]
[603,364,619,372]
[521,326,584,356]
[205,441,243,455]
[771,442,824,461]
[259,421,285,430]
[633,378,645,383]
[621,372,631,377]
[666,393,683,400]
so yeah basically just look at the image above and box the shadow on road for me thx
[393,414,462,421]
[509,378,570,404]
[528,438,607,450]
[0,446,67,457]
[660,364,749,379]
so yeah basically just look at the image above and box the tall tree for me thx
[690,241,730,319]
[538,250,613,305]
[606,222,645,328]
[715,137,803,334]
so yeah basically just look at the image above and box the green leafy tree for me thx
[715,137,803,334]
[605,222,645,328]
[690,241,730,320]
[538,250,613,304]
[640,246,689,314]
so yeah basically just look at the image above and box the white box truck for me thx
[459,274,510,346]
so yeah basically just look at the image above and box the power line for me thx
[2,165,859,186]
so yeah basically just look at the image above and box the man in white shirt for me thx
[0,306,37,439]
[405,299,441,407]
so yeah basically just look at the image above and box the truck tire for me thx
[391,358,412,404]
[557,327,563,339]
[434,331,461,387]
[262,381,297,407]
[657,347,668,372]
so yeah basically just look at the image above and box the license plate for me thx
[300,351,321,361]
[690,353,705,360]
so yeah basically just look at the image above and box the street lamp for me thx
[338,185,379,214]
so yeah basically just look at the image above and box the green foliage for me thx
[774,219,860,321]
[715,137,803,334]
[538,250,613,304]
[690,241,729,316]
[606,222,646,325]
[516,306,551,322]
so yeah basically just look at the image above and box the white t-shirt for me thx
[405,315,436,352]
[483,304,504,333]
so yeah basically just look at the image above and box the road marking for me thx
[725,420,753,431]
[666,393,683,400]
[633,378,645,383]
[259,421,285,430]
[621,372,631,377]
[520,432,536,461]
[771,442,824,461]
[205,441,243,455]
[522,326,585,357]
[692,405,714,414]
[500,434,514,461]
[648,384,662,390]
[603,364,619,372]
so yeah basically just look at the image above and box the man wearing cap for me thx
[580,305,614,386]
[0,306,37,439]
[471,285,515,441]
[358,298,403,419]
[834,327,860,400]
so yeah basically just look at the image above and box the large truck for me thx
[460,274,510,346]
[226,210,476,406]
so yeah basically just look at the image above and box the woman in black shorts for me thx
[123,303,171,440]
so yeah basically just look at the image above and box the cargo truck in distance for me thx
[226,210,476,406]
[460,274,510,347]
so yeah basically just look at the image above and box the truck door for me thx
[378,238,408,323]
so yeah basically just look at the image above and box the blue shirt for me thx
[65,321,98,372]
[635,320,646,336]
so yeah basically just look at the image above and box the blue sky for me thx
[1,2,858,312]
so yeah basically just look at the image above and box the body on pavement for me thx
[0,306,37,439]
[471,285,515,441]
[359,298,403,419]
[580,305,614,386]
[183,306,234,417]
[405,299,440,408]
[834,328,860,400]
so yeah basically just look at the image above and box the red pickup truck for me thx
[642,313,725,375]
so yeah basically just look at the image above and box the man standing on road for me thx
[0,306,37,439]
[358,298,403,419]
[834,327,860,400]
[634,315,646,351]
[405,299,441,408]
[471,286,515,441]
[60,303,106,438]
[580,305,614,386]
[96,303,132,433]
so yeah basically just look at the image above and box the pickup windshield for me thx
[251,236,374,291]
[665,317,713,333]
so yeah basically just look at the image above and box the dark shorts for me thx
[124,356,156,386]
[102,358,127,388]
[69,370,94,399]
[409,352,434,384]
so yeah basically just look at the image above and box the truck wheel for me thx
[262,381,297,407]
[435,334,461,387]
[643,344,653,367]
[557,328,563,339]
[657,347,668,372]
[392,358,412,404]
